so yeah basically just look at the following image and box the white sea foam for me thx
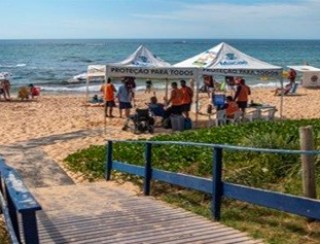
[0,63,26,68]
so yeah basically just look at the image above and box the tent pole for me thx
[195,71,200,128]
[165,78,169,103]
[104,69,108,135]
[85,74,90,128]
[280,74,284,119]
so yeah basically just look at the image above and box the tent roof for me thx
[87,45,174,79]
[288,65,320,72]
[87,65,106,79]
[175,42,282,77]
[105,45,196,79]
[113,44,171,67]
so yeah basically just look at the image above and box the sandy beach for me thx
[0,87,319,183]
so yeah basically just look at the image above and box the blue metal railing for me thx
[0,158,42,244]
[105,140,320,221]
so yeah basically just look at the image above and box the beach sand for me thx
[0,87,319,183]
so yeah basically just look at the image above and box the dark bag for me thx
[184,118,192,130]
[162,118,172,129]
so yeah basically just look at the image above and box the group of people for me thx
[100,77,194,129]
[0,77,40,101]
[100,77,136,118]
[17,84,40,100]
[208,78,251,119]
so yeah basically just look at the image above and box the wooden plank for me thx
[166,232,251,244]
[37,212,193,240]
[105,226,236,244]
[32,183,260,244]
[70,219,223,244]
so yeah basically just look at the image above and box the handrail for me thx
[106,140,320,222]
[0,193,19,244]
[110,139,320,155]
[0,158,42,244]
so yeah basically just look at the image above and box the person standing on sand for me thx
[1,79,11,100]
[145,80,153,94]
[179,79,193,119]
[287,68,297,83]
[234,78,251,114]
[117,80,132,119]
[163,82,183,119]
[100,78,117,117]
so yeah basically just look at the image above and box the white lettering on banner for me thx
[150,69,169,75]
[108,66,196,78]
[203,68,282,77]
[170,69,194,76]
[110,67,150,75]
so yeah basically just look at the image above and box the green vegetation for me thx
[64,119,320,243]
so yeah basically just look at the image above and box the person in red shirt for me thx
[100,78,117,117]
[179,79,193,119]
[29,84,40,99]
[287,68,297,83]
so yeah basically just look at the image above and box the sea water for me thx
[0,39,319,92]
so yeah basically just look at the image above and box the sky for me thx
[0,0,319,39]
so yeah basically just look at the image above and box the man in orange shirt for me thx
[180,79,193,119]
[234,78,251,113]
[100,78,117,117]
[164,82,182,119]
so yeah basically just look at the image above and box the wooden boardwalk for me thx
[31,182,263,244]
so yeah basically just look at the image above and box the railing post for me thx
[5,186,21,243]
[21,211,39,244]
[212,147,223,221]
[144,143,152,196]
[105,140,113,181]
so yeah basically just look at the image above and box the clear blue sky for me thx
[0,0,319,39]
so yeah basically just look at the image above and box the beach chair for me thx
[215,109,227,126]
[287,83,299,95]
[227,110,243,124]
[260,108,277,121]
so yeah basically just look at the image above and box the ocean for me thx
[0,39,319,93]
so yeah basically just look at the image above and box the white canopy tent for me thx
[175,42,284,117]
[87,45,197,95]
[87,45,198,133]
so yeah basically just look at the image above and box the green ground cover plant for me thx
[64,119,320,243]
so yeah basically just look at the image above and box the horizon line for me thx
[0,38,320,41]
